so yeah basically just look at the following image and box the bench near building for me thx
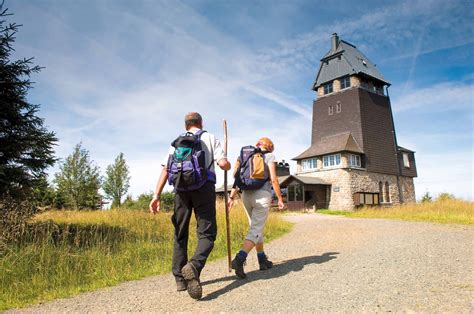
[280,33,417,211]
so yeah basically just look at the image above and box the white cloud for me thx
[415,152,473,200]
[392,82,474,113]
[10,0,473,202]
[13,1,314,198]
[258,0,473,79]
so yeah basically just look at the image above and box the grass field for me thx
[0,202,293,310]
[318,199,474,225]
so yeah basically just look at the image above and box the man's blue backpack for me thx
[233,145,269,190]
[167,130,215,192]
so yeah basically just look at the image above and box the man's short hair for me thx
[185,112,203,128]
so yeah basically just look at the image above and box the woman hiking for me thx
[227,137,285,279]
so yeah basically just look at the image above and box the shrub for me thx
[1,197,38,247]
[121,192,174,212]
[436,192,456,202]
[420,192,432,203]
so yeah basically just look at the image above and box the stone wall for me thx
[333,79,341,93]
[317,86,324,97]
[349,170,400,204]
[315,75,386,99]
[400,176,416,203]
[350,75,361,87]
[301,169,354,210]
[298,168,416,210]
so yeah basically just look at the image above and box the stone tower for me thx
[291,33,417,210]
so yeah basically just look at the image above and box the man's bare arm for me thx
[149,167,169,214]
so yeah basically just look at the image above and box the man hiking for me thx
[149,112,231,300]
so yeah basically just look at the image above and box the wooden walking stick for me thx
[223,119,232,272]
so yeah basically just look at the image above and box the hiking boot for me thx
[258,253,273,270]
[176,280,187,292]
[181,263,202,300]
[231,253,247,279]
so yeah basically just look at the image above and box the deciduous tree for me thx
[54,143,101,209]
[103,152,130,208]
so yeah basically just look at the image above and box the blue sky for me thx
[7,0,474,200]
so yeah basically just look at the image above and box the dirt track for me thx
[11,214,474,312]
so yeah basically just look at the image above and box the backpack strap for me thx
[208,136,214,170]
[194,130,214,170]
[232,156,242,189]
[194,129,206,138]
[239,147,259,170]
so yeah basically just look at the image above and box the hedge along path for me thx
[10,214,474,313]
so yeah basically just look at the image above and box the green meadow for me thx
[318,199,474,225]
[0,202,292,310]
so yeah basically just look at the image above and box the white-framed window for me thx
[336,101,341,113]
[302,158,317,170]
[348,154,361,167]
[403,152,410,168]
[323,82,333,94]
[323,154,341,168]
[328,105,334,115]
[340,76,351,89]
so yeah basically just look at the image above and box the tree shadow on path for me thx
[201,252,339,301]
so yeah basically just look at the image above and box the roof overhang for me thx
[280,175,330,188]
[397,146,416,153]
[293,132,364,160]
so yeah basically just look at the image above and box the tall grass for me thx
[0,201,292,310]
[319,199,474,225]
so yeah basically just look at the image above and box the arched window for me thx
[379,181,384,203]
[384,181,390,203]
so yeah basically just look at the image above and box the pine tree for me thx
[103,153,130,208]
[54,143,101,210]
[0,5,57,200]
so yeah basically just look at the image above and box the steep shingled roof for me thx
[313,34,390,89]
[293,132,363,160]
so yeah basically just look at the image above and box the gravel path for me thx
[11,214,474,313]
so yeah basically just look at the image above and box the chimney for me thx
[331,33,339,51]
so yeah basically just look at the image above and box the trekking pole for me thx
[223,119,232,272]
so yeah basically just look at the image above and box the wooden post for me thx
[223,120,232,272]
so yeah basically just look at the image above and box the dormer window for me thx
[323,82,333,94]
[340,76,351,89]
